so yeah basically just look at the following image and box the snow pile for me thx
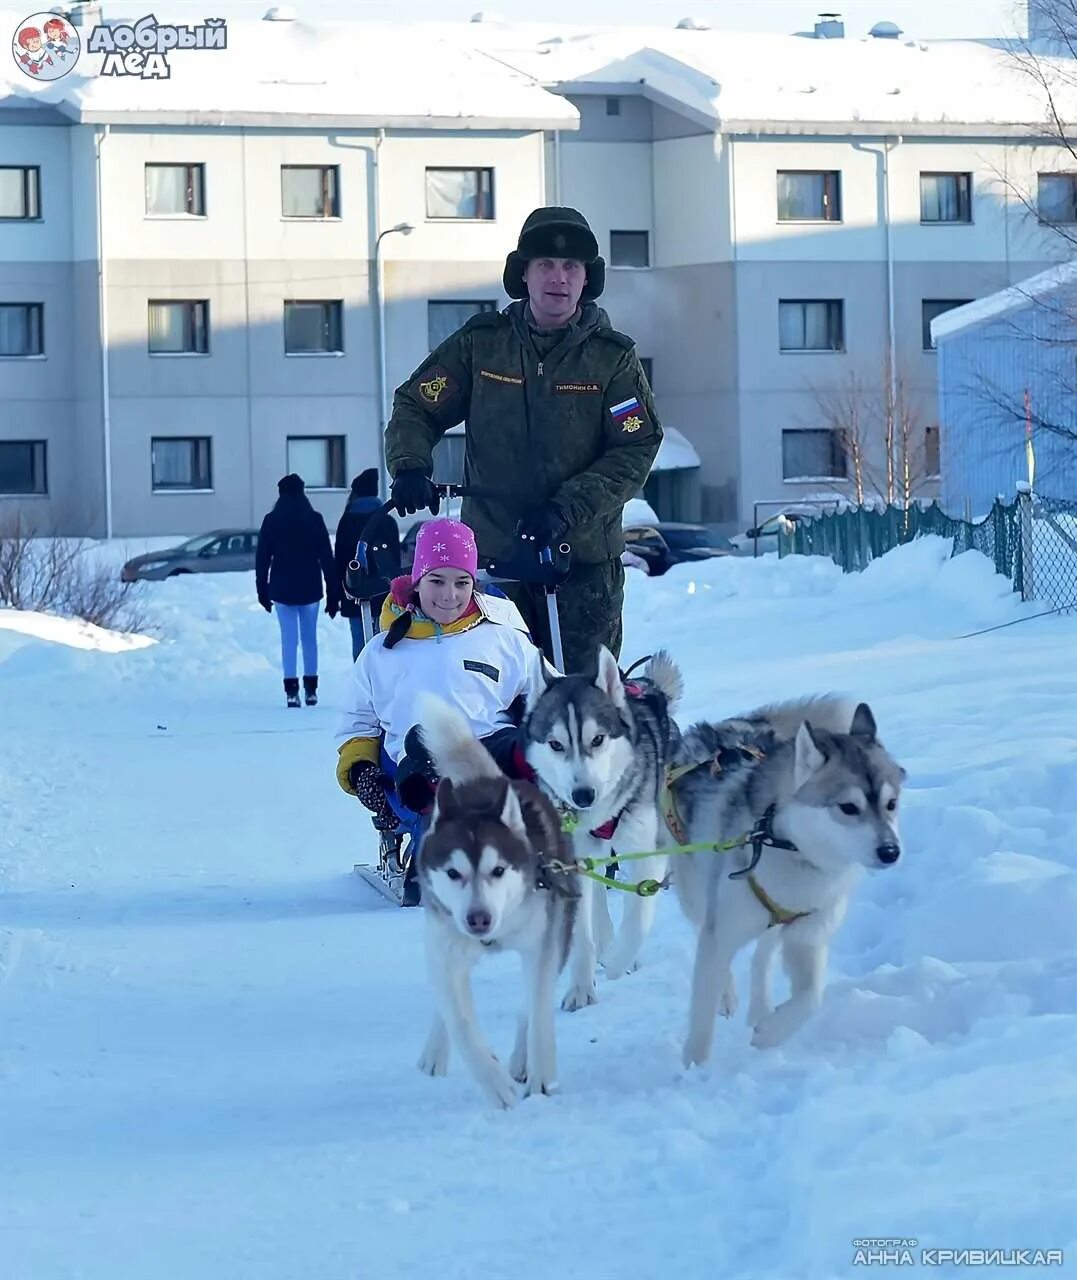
[2,539,1075,1278]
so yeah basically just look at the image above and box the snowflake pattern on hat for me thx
[412,517,479,583]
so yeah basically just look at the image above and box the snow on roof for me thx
[454,22,1068,131]
[652,426,700,472]
[931,261,1077,342]
[0,14,579,129]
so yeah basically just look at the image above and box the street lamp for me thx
[374,221,414,497]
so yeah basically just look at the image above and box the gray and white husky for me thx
[672,697,905,1065]
[523,646,683,1010]
[415,696,578,1109]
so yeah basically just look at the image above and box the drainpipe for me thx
[553,128,561,202]
[374,128,386,496]
[94,124,113,540]
[883,134,903,499]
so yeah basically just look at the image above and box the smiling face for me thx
[523,257,586,329]
[416,568,474,625]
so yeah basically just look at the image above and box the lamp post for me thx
[374,221,414,497]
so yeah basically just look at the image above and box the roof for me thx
[931,261,1077,342]
[0,14,579,130]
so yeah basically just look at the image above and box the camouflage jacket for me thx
[384,300,662,564]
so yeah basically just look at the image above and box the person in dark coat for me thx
[334,468,400,661]
[256,473,340,707]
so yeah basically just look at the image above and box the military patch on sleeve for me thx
[463,659,501,683]
[417,367,457,405]
[609,395,649,434]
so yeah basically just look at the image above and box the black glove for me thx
[516,503,567,548]
[350,761,397,832]
[325,597,340,620]
[258,592,272,613]
[390,468,440,517]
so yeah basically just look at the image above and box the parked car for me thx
[121,530,259,582]
[622,522,735,576]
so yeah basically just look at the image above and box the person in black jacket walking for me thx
[256,473,340,707]
[334,468,400,661]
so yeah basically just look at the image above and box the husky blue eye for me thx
[839,802,860,817]
[491,866,506,878]
[548,740,565,753]
[591,734,606,748]
[446,868,462,881]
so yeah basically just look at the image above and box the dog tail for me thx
[416,694,502,785]
[644,650,683,713]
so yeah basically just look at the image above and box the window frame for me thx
[1037,172,1077,225]
[150,436,213,493]
[144,163,206,218]
[781,428,848,482]
[427,299,497,351]
[280,164,340,220]
[776,169,842,223]
[924,426,941,478]
[147,299,210,356]
[0,166,41,221]
[919,171,973,225]
[283,299,344,356]
[922,299,972,351]
[424,166,495,221]
[609,229,650,269]
[0,439,47,495]
[285,435,347,491]
[778,299,846,353]
[0,302,45,358]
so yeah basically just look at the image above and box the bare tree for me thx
[809,361,936,509]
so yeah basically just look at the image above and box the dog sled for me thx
[346,484,571,907]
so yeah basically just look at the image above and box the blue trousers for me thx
[275,601,319,679]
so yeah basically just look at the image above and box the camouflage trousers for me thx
[501,558,625,674]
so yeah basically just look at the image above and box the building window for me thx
[922,299,971,350]
[0,440,47,495]
[148,301,209,355]
[0,303,44,356]
[151,437,212,491]
[0,166,40,220]
[782,429,847,481]
[281,165,339,218]
[427,299,497,350]
[1037,173,1077,223]
[920,172,972,223]
[606,96,621,116]
[425,167,494,220]
[610,230,650,268]
[779,300,844,352]
[924,426,941,477]
[777,170,841,222]
[287,436,346,490]
[145,163,205,216]
[640,356,654,388]
[284,300,343,354]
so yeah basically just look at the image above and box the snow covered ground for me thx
[2,537,1075,1279]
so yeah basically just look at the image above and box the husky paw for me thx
[417,1029,449,1077]
[600,949,641,980]
[719,979,738,1019]
[681,1035,712,1070]
[561,982,598,1012]
[750,1012,792,1050]
[508,1047,528,1084]
[475,1060,519,1110]
[523,1074,559,1099]
[746,1000,771,1030]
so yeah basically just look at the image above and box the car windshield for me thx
[661,527,727,551]
[177,534,220,554]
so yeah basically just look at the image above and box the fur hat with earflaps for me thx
[503,206,606,301]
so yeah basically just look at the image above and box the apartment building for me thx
[3,10,1075,534]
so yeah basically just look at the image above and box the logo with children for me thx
[12,11,81,80]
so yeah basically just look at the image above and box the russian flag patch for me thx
[610,396,641,420]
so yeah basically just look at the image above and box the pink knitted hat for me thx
[411,518,479,582]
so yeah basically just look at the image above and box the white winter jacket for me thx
[335,592,545,764]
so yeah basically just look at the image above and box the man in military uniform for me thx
[385,206,661,673]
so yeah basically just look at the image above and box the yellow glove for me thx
[336,736,380,795]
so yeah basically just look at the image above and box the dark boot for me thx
[284,677,301,708]
[303,675,318,707]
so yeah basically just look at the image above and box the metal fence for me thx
[778,488,1077,614]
